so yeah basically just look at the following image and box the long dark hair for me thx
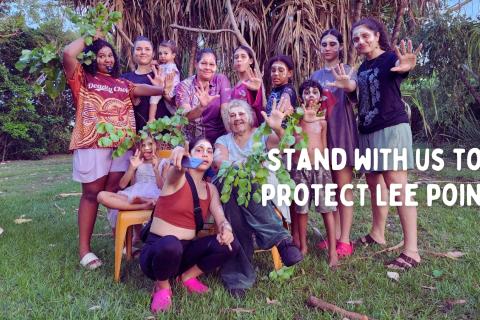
[352,17,392,52]
[83,39,121,78]
[234,45,255,68]
[320,28,344,61]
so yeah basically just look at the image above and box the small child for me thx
[98,135,163,240]
[291,79,338,267]
[265,55,297,116]
[149,40,181,122]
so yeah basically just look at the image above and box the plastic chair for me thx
[113,149,171,282]
[254,207,288,271]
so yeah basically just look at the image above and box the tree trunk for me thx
[391,0,407,46]
[347,0,364,65]
[1,136,8,162]
[459,71,480,107]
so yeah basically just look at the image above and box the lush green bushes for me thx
[0,16,75,161]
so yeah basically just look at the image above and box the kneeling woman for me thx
[140,138,239,313]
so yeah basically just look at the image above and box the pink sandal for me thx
[181,277,210,294]
[150,288,172,313]
[336,241,354,257]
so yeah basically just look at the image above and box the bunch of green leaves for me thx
[15,44,65,99]
[14,4,122,100]
[268,266,295,281]
[65,3,121,47]
[217,109,307,206]
[97,109,188,158]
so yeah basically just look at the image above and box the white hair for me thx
[227,99,255,127]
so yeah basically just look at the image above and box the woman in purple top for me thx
[310,29,358,257]
[176,48,231,143]
[231,46,263,126]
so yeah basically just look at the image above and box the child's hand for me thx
[326,63,355,89]
[151,143,160,168]
[164,72,175,97]
[301,102,320,120]
[261,97,288,130]
[242,68,262,91]
[391,39,422,73]
[130,149,144,169]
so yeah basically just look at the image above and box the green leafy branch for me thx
[15,4,122,100]
[217,109,308,207]
[97,109,189,157]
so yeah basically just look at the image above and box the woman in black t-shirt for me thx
[343,17,422,270]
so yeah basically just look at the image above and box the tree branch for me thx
[347,0,364,65]
[169,23,236,35]
[391,0,407,46]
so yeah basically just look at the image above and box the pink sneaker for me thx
[181,277,210,294]
[336,241,354,257]
[150,288,172,313]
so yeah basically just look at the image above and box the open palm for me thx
[391,39,422,73]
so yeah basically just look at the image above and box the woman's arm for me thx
[208,183,234,246]
[133,84,164,97]
[63,37,85,80]
[213,143,230,171]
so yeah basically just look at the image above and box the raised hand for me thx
[163,72,175,97]
[261,97,288,130]
[170,141,189,170]
[151,142,159,168]
[195,85,220,108]
[242,68,262,91]
[326,63,355,89]
[301,102,322,121]
[130,149,144,169]
[391,39,422,73]
[147,65,166,88]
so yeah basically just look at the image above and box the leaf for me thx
[387,271,400,281]
[98,137,112,147]
[220,193,230,203]
[284,135,296,146]
[253,192,261,203]
[432,269,444,278]
[0,226,3,236]
[104,123,115,134]
[346,300,363,305]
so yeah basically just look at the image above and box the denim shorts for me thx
[358,123,414,173]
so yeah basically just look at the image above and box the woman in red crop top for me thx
[139,137,239,313]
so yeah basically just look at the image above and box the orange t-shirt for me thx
[67,64,136,150]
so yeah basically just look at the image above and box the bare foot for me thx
[131,196,146,204]
[300,247,308,256]
[328,253,339,268]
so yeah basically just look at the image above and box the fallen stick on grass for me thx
[307,296,373,320]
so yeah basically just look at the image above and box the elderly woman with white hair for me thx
[213,99,303,298]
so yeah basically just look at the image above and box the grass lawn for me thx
[0,154,479,319]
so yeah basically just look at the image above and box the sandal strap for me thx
[357,234,377,246]
[80,252,102,268]
[398,253,419,267]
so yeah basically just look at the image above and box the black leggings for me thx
[140,233,239,281]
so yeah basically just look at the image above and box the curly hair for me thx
[299,80,323,102]
[352,17,392,52]
[82,39,121,78]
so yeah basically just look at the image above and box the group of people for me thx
[63,16,422,313]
